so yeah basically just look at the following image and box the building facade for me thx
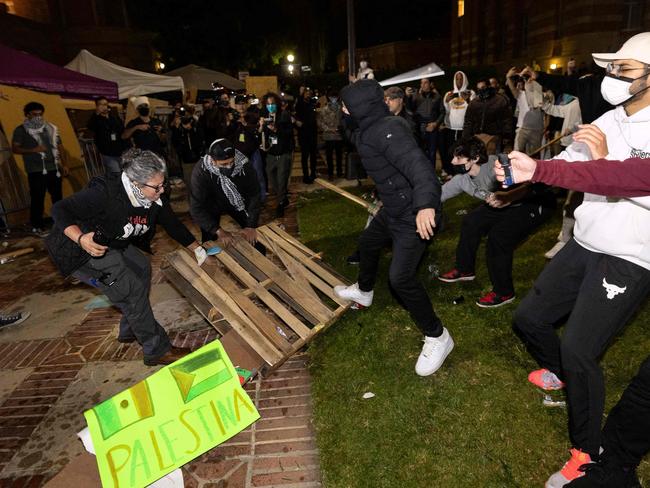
[450,0,650,75]
[0,0,154,70]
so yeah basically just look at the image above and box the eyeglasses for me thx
[606,62,650,78]
[139,180,166,193]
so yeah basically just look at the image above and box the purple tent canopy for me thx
[0,44,118,100]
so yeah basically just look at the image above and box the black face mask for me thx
[219,165,234,177]
[452,163,470,175]
[477,87,495,100]
[219,99,230,107]
[138,107,150,116]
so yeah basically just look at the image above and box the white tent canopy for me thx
[65,49,184,99]
[379,62,445,87]
[165,64,244,91]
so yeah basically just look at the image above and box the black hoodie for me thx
[341,79,441,219]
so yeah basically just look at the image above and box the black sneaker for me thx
[0,311,31,329]
[565,459,641,487]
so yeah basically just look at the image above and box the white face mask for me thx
[601,76,634,105]
[360,61,368,70]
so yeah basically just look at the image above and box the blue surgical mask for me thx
[266,104,277,114]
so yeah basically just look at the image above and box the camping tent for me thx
[0,44,118,100]
[165,64,244,91]
[379,62,445,87]
[66,49,184,99]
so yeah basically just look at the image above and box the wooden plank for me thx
[257,233,320,302]
[220,330,265,373]
[161,262,231,335]
[225,246,321,326]
[232,237,334,324]
[267,223,319,258]
[215,251,312,340]
[169,250,283,365]
[203,260,293,353]
[258,227,345,288]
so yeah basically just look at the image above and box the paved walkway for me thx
[0,151,345,487]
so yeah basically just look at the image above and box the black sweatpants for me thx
[602,355,650,468]
[456,202,553,296]
[28,171,62,228]
[514,239,650,458]
[357,209,443,337]
[73,245,171,362]
[299,135,318,179]
[324,140,343,177]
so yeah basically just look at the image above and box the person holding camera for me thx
[122,97,166,156]
[506,67,545,154]
[295,87,319,184]
[406,78,445,167]
[45,149,206,366]
[440,71,475,179]
[463,79,514,154]
[262,93,294,216]
[86,96,126,174]
[171,114,205,189]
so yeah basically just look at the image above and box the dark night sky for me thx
[127,0,451,75]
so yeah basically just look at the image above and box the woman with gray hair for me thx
[46,149,207,366]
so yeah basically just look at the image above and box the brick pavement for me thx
[0,154,331,487]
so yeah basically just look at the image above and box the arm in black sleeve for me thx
[500,97,514,138]
[382,119,441,211]
[277,111,293,140]
[435,96,445,126]
[156,202,196,246]
[189,169,221,235]
[536,72,579,98]
[51,181,107,230]
[462,104,475,138]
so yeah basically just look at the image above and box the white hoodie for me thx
[555,104,650,270]
[443,71,475,130]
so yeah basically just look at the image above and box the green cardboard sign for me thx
[84,340,259,488]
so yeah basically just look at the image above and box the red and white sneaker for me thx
[475,291,515,308]
[334,283,373,309]
[528,368,565,390]
[546,448,594,488]
[438,268,476,283]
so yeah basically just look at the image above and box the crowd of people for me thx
[1,31,649,488]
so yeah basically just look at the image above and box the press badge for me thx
[270,136,278,146]
[239,133,246,142]
[110,133,117,141]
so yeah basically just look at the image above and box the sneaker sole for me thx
[415,337,454,377]
[475,296,516,308]
[438,275,475,283]
[0,312,31,329]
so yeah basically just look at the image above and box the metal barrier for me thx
[78,137,105,180]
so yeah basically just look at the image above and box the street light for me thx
[287,64,295,73]
[287,54,295,63]
[550,63,558,70]
[155,60,165,71]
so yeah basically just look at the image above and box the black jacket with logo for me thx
[341,79,441,220]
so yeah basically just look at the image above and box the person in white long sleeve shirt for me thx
[513,32,650,488]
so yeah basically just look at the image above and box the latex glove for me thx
[194,246,207,266]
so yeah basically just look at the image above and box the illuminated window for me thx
[458,0,465,17]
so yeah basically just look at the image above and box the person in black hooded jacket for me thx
[334,79,454,377]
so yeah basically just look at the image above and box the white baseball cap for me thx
[592,32,650,68]
[130,96,150,108]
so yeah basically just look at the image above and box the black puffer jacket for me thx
[341,79,441,219]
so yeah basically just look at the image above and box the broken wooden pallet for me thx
[162,223,352,375]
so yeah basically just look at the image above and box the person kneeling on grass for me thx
[46,149,207,366]
[437,136,555,308]
[334,79,453,377]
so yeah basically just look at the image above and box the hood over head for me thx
[341,79,390,129]
[453,71,469,93]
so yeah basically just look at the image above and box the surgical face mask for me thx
[137,106,150,116]
[24,115,45,129]
[601,74,646,106]
[360,61,368,69]
[329,96,338,104]
[266,103,277,113]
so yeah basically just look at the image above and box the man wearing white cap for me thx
[123,96,166,156]
[513,32,650,488]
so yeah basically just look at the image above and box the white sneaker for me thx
[415,328,454,376]
[334,283,373,308]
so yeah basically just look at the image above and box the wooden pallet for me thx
[162,223,352,375]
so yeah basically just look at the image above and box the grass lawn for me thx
[297,187,650,487]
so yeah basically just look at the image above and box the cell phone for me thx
[497,153,514,187]
[92,228,111,246]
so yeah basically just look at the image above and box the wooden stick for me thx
[0,247,34,263]
[528,132,567,157]
[314,178,371,209]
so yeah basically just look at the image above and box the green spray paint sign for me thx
[84,340,259,488]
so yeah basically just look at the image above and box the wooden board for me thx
[162,224,352,375]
